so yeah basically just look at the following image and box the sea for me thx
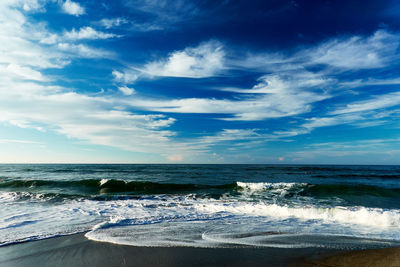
[1,164,400,249]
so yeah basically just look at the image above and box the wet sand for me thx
[0,233,399,267]
[301,246,400,267]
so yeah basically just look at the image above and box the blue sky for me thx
[1,0,400,164]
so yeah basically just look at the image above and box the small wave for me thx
[0,179,237,195]
[0,191,84,202]
[3,179,400,201]
[236,182,400,200]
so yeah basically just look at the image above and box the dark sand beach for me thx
[1,234,399,267]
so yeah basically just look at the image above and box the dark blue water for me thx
[1,164,400,248]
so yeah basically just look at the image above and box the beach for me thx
[0,233,333,267]
[1,233,400,267]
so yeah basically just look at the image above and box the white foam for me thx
[236,181,306,193]
[0,191,48,202]
[0,192,20,202]
[85,215,400,249]
[99,179,108,186]
[194,202,400,228]
[2,191,400,248]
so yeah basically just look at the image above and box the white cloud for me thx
[99,18,128,29]
[40,26,118,45]
[340,77,400,88]
[222,71,332,94]
[308,138,400,150]
[287,138,400,164]
[308,30,400,69]
[127,73,329,121]
[0,139,41,144]
[0,83,179,154]
[193,128,288,153]
[0,1,181,156]
[134,41,225,79]
[273,101,400,139]
[118,86,135,96]
[21,0,43,11]
[0,7,64,68]
[98,17,162,32]
[0,0,44,12]
[130,22,164,32]
[57,43,113,58]
[40,33,59,45]
[301,114,363,130]
[5,64,46,81]
[288,149,400,164]
[0,1,113,72]
[61,0,85,16]
[152,41,224,77]
[330,91,400,115]
[160,128,273,158]
[200,129,263,143]
[124,0,199,28]
[228,30,400,73]
[112,69,139,84]
[64,26,118,40]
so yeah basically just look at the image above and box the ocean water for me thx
[1,164,400,249]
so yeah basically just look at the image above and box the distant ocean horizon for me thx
[1,164,400,249]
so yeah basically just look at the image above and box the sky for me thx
[1,0,400,164]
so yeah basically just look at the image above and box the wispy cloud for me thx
[0,139,42,144]
[330,91,400,115]
[227,30,400,73]
[199,129,265,144]
[272,98,400,139]
[340,77,400,88]
[307,138,400,150]
[64,26,118,40]
[286,138,400,164]
[126,72,329,121]
[40,26,119,51]
[124,0,199,29]
[57,43,114,58]
[221,71,332,94]
[307,30,400,69]
[98,17,128,29]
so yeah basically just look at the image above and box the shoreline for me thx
[1,234,400,267]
